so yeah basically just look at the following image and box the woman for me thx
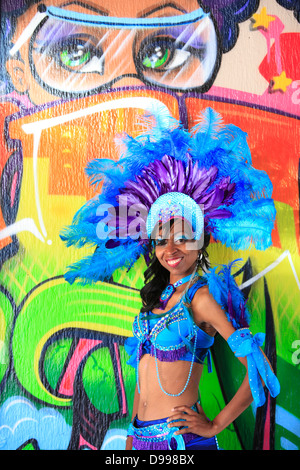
[60,108,280,450]
[125,219,232,450]
[124,213,279,450]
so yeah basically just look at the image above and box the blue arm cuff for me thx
[227,328,280,407]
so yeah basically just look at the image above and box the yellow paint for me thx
[251,7,276,30]
[20,276,141,314]
[271,71,293,93]
[0,307,6,342]
[69,299,139,315]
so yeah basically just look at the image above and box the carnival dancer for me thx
[60,108,280,450]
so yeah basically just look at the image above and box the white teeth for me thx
[167,258,181,265]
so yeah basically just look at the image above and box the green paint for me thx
[12,278,140,406]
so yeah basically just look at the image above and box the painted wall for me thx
[0,0,299,450]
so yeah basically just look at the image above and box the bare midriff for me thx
[136,354,205,421]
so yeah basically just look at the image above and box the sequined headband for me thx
[146,192,204,240]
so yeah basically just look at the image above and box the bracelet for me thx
[227,328,280,407]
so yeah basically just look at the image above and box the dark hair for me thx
[140,231,211,312]
[199,0,260,53]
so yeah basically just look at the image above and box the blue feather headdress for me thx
[60,108,276,285]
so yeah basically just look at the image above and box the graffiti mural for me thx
[0,0,299,451]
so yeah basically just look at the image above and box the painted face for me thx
[154,218,200,280]
[7,0,219,104]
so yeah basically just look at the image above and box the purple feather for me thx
[239,301,249,328]
[175,160,187,192]
[227,289,235,325]
[182,159,194,195]
[191,166,218,201]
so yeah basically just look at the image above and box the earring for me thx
[197,252,203,265]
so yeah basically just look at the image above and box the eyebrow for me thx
[60,1,109,16]
[139,2,187,18]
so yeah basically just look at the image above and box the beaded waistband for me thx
[127,404,198,450]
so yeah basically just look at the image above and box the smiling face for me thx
[154,218,200,282]
[6,0,219,104]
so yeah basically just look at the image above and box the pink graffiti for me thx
[259,16,285,74]
[10,172,18,207]
[59,338,102,396]
[114,342,127,416]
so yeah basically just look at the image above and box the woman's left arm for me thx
[167,369,252,439]
[202,360,253,438]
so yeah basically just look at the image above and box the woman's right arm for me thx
[125,385,139,450]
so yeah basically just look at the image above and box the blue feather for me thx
[85,158,123,189]
[64,240,146,285]
[205,261,250,329]
[60,222,101,248]
[212,199,276,251]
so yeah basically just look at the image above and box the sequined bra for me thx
[125,303,214,366]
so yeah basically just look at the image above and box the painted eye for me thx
[35,36,104,74]
[134,18,217,91]
[174,233,195,244]
[174,238,185,244]
[57,38,104,73]
[138,37,191,72]
[174,236,187,244]
[60,43,92,68]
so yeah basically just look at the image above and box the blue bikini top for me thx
[125,278,214,372]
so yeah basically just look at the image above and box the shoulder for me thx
[190,282,236,340]
[186,276,207,300]
[191,284,222,317]
[189,285,218,335]
[187,261,250,339]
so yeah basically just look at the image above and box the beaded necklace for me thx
[159,273,194,310]
[154,318,197,397]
